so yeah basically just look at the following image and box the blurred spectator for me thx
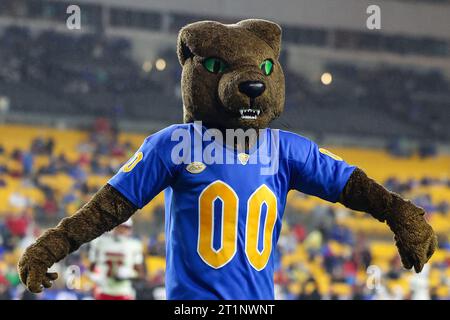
[22,150,33,176]
[0,275,12,300]
[418,143,437,159]
[298,279,321,300]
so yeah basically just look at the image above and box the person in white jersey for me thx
[88,218,144,300]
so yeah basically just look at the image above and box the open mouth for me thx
[239,108,261,120]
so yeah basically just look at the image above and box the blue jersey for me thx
[108,123,355,300]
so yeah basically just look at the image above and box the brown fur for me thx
[340,168,437,272]
[18,184,136,293]
[177,19,285,130]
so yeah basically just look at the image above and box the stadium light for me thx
[0,96,10,113]
[321,72,333,85]
[155,58,167,71]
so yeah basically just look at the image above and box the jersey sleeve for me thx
[108,130,178,209]
[289,138,356,203]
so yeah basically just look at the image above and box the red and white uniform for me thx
[89,233,143,300]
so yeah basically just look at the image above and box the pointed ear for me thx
[237,19,282,57]
[177,29,193,66]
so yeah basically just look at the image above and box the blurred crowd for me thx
[0,120,449,300]
[0,25,181,123]
[273,203,450,300]
[0,3,449,300]
[0,24,449,141]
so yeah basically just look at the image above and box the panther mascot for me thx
[18,19,437,299]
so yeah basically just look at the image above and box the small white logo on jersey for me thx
[186,161,206,174]
[238,153,250,165]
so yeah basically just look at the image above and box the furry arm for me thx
[18,183,137,293]
[339,167,437,273]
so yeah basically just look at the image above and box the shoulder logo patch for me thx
[186,161,206,174]
[238,153,250,165]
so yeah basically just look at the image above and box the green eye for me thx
[203,57,228,74]
[259,59,274,76]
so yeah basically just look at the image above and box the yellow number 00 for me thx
[197,181,277,270]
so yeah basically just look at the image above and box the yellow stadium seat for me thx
[436,286,449,298]
[330,283,351,296]
[146,256,166,275]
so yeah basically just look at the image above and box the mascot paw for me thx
[18,246,58,293]
[388,199,437,273]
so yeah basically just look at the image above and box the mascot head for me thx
[177,19,285,130]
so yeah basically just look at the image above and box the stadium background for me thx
[0,0,449,300]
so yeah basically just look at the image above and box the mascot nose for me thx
[239,81,266,99]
